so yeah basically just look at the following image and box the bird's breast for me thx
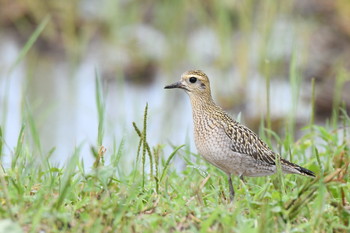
[192,118,242,174]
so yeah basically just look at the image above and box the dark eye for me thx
[189,77,197,83]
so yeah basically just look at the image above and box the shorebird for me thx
[164,70,315,201]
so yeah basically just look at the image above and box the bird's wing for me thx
[221,118,278,165]
[218,114,315,177]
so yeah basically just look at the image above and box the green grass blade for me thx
[8,15,51,74]
[54,147,80,210]
[310,77,316,126]
[24,100,42,156]
[160,144,184,182]
[95,69,106,147]
[0,126,3,160]
[12,124,25,169]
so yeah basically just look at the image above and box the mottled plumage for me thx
[165,70,315,201]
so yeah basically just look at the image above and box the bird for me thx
[164,70,315,201]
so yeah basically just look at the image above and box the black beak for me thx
[164,81,183,89]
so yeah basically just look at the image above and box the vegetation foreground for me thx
[0,101,349,233]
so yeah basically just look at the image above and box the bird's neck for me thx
[189,94,220,119]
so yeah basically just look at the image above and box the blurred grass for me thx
[1,60,349,231]
[0,0,350,232]
[0,101,349,232]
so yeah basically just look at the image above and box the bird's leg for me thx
[239,175,245,183]
[228,174,235,202]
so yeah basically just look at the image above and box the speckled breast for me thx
[193,123,244,175]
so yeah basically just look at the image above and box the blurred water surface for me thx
[0,32,307,170]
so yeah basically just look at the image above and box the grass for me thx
[1,1,350,232]
[0,86,349,232]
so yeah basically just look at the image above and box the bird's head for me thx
[164,70,211,97]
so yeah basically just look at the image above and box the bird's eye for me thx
[189,77,197,83]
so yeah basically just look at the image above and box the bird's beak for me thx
[164,81,184,89]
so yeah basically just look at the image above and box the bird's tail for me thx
[295,165,315,177]
[281,159,315,177]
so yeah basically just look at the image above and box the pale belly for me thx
[194,129,276,177]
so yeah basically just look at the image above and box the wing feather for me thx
[220,117,278,165]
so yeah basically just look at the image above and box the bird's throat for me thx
[189,94,218,121]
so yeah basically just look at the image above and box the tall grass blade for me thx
[264,61,271,137]
[2,15,49,136]
[54,147,80,210]
[288,50,301,143]
[12,124,25,169]
[141,104,147,188]
[310,77,316,127]
[132,104,154,189]
[8,15,51,74]
[0,126,3,160]
[143,103,154,180]
[331,69,346,127]
[95,69,105,147]
[114,138,124,166]
[160,144,184,182]
[314,147,323,173]
[132,122,143,163]
[24,100,42,156]
[153,145,161,193]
